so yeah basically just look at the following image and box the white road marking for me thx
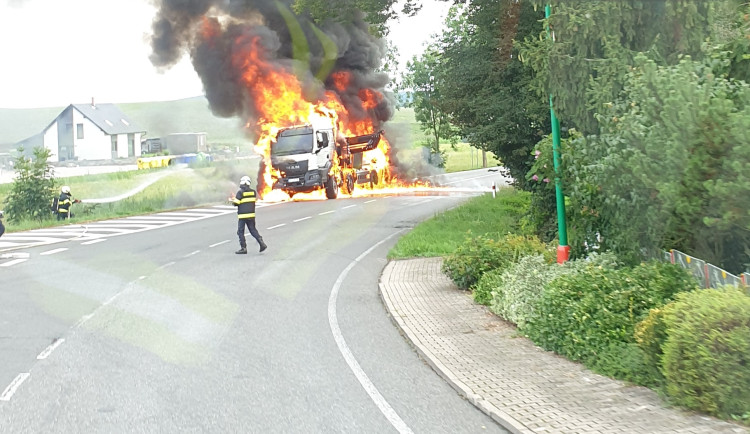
[37,338,65,360]
[0,253,29,259]
[184,250,201,257]
[40,248,68,256]
[158,261,176,270]
[267,224,286,230]
[81,239,107,245]
[209,240,230,248]
[0,259,27,267]
[364,200,376,204]
[318,210,335,215]
[293,216,311,222]
[342,205,356,210]
[0,373,30,401]
[328,230,412,434]
[138,276,146,280]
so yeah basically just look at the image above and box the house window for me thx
[76,123,84,139]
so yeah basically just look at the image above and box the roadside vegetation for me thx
[0,159,250,232]
[390,189,749,425]
[393,1,750,423]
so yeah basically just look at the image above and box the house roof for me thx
[70,103,145,135]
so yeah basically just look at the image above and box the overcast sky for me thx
[0,0,450,109]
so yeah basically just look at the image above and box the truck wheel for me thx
[343,173,354,195]
[369,170,379,189]
[325,174,339,199]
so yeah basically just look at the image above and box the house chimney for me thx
[91,97,95,109]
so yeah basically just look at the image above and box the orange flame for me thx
[218,26,411,200]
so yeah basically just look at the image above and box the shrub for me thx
[491,252,619,330]
[588,342,663,388]
[474,268,504,307]
[441,234,552,302]
[634,306,672,388]
[661,287,750,419]
[3,147,57,222]
[524,261,697,378]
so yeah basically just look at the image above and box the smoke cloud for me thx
[148,0,395,132]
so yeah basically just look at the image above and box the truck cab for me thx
[270,122,339,198]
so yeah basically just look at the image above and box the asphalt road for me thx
[0,169,512,433]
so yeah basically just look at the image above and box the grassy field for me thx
[0,160,250,232]
[1,101,503,232]
[388,189,530,259]
[0,102,499,172]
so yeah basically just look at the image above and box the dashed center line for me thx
[267,223,286,230]
[293,216,312,222]
[158,261,176,270]
[0,259,27,267]
[40,248,68,256]
[318,210,335,215]
[184,250,201,257]
[364,200,376,204]
[209,240,230,248]
[81,239,107,245]
[37,338,65,360]
[342,205,356,209]
[0,373,30,402]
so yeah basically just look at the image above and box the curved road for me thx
[0,169,511,433]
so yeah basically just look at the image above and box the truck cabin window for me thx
[316,131,328,148]
[273,127,314,156]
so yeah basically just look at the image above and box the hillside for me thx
[0,96,250,154]
[0,97,427,155]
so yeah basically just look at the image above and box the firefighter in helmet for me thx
[229,176,267,254]
[57,185,80,220]
[0,210,5,238]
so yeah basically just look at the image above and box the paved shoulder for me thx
[379,257,748,434]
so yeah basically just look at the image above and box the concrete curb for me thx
[378,261,533,434]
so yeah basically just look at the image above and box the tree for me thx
[3,147,57,223]
[562,54,750,272]
[292,0,425,36]
[435,0,549,188]
[520,0,714,134]
[403,48,460,167]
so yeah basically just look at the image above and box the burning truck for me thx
[147,1,412,199]
[264,110,389,199]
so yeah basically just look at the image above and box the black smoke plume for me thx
[149,0,395,133]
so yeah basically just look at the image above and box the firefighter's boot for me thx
[259,238,267,253]
[235,247,247,254]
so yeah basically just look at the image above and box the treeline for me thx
[402,0,750,273]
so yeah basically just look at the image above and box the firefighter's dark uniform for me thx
[232,185,267,253]
[57,192,74,220]
[0,212,5,238]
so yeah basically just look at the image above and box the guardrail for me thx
[664,249,749,290]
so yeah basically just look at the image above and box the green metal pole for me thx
[545,4,570,263]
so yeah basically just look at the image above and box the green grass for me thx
[388,188,531,259]
[445,142,501,173]
[0,160,252,232]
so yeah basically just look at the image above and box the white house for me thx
[15,102,146,162]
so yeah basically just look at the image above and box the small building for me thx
[15,101,146,162]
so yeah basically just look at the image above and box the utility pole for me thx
[545,4,570,264]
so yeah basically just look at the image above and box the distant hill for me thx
[0,106,66,152]
[0,96,425,155]
[0,96,251,154]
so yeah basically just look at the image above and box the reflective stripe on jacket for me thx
[58,193,72,214]
[232,187,256,219]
